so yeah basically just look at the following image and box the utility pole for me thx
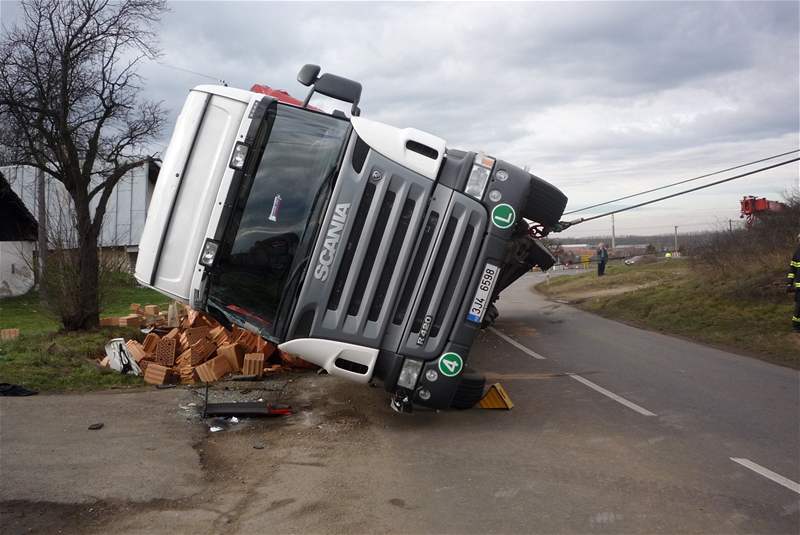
[36,165,48,304]
[673,225,678,254]
[611,213,616,250]
[729,219,733,232]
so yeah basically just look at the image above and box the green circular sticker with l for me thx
[438,352,463,377]
[491,203,516,229]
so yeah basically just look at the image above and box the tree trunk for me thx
[61,189,100,331]
[36,165,48,306]
[74,232,100,330]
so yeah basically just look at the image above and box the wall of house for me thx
[0,241,35,297]
[1,163,156,248]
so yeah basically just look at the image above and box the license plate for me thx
[466,262,500,323]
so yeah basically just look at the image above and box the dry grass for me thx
[536,258,798,369]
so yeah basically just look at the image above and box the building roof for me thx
[0,171,37,241]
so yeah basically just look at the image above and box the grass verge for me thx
[536,259,798,369]
[0,327,145,391]
[0,282,169,392]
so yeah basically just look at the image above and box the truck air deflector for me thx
[278,339,378,383]
[350,117,445,180]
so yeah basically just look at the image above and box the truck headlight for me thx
[464,154,495,200]
[397,358,423,389]
[199,239,220,267]
[229,142,249,170]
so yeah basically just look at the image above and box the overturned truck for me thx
[135,65,567,411]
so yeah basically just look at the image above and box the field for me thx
[536,258,798,369]
[0,281,170,391]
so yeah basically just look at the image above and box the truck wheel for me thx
[523,175,568,227]
[450,369,486,410]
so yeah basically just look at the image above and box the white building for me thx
[1,162,160,270]
[0,174,37,297]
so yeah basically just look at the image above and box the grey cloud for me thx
[3,0,798,236]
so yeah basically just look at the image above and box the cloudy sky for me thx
[2,1,798,238]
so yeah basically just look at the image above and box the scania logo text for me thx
[314,203,350,281]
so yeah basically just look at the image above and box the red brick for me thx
[218,343,245,372]
[190,339,216,366]
[194,355,232,383]
[142,333,161,353]
[156,338,177,366]
[185,326,210,346]
[144,363,172,385]
[119,314,142,328]
[125,340,148,363]
[243,353,265,377]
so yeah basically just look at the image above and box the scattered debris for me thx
[87,423,104,430]
[204,401,294,418]
[253,443,265,450]
[230,375,259,382]
[98,302,315,386]
[0,328,19,341]
[0,383,38,396]
[103,339,142,376]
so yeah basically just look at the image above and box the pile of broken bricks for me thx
[99,303,315,385]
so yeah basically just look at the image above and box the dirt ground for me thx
[1,372,401,535]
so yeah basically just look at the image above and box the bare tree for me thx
[0,0,166,330]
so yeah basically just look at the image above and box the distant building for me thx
[1,162,160,270]
[0,173,37,297]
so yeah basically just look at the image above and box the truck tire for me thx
[450,369,486,410]
[523,174,568,227]
[480,303,499,329]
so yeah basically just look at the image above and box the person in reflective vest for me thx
[788,233,800,333]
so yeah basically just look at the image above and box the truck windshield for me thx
[207,104,349,338]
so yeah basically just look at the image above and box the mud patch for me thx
[0,498,199,535]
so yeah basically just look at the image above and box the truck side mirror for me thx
[313,74,362,115]
[299,65,363,117]
[297,64,320,86]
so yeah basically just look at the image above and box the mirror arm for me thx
[302,86,315,108]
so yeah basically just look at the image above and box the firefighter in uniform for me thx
[788,233,800,333]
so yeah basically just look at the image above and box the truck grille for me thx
[398,199,485,357]
[393,210,439,325]
[296,143,486,358]
[318,170,428,345]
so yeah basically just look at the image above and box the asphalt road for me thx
[357,272,800,534]
[2,272,798,534]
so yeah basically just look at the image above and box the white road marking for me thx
[488,327,546,360]
[730,458,800,495]
[488,327,656,416]
[569,374,657,417]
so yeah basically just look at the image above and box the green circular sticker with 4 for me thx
[438,352,463,377]
[491,203,516,229]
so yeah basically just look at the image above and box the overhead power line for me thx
[155,61,227,86]
[555,156,799,231]
[563,149,800,215]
